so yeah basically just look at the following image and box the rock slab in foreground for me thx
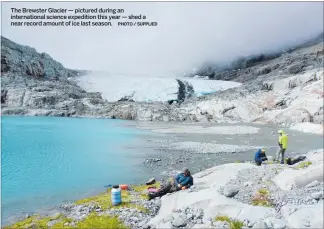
[148,149,324,229]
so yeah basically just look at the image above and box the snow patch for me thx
[290,122,323,135]
[77,73,241,102]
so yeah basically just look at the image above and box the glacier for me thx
[77,72,241,102]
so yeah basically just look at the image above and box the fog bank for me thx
[2,2,323,77]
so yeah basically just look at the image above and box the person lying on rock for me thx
[148,168,194,200]
[172,168,194,191]
[254,148,268,166]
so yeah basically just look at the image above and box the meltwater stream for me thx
[1,116,152,225]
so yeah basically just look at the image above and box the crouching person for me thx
[255,148,268,166]
[148,168,193,200]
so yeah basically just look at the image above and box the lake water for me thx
[2,116,323,225]
[1,116,152,225]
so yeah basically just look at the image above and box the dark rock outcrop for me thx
[221,106,236,115]
[176,79,195,104]
[1,89,7,104]
[118,91,135,102]
[1,36,79,79]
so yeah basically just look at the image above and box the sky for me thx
[1,1,324,77]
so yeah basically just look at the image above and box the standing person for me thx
[277,130,288,164]
[254,148,268,166]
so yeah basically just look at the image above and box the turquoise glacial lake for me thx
[1,116,151,224]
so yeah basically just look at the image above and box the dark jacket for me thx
[175,173,194,188]
[254,149,267,163]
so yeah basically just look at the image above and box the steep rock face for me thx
[176,79,195,102]
[1,36,108,117]
[212,42,323,84]
[188,33,324,82]
[1,36,78,79]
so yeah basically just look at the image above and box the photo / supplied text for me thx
[10,7,159,27]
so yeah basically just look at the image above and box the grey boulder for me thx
[171,213,187,227]
[223,185,240,197]
[311,191,323,200]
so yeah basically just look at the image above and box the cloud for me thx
[2,2,323,77]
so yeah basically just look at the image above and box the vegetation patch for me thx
[214,215,244,229]
[295,161,312,169]
[258,188,269,195]
[251,188,274,207]
[234,160,241,163]
[6,213,129,229]
[215,215,231,223]
[5,182,159,229]
[69,213,128,229]
[4,215,62,229]
[75,187,148,213]
[229,220,244,229]
[51,217,73,229]
[75,188,130,210]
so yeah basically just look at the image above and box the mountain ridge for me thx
[1,34,323,134]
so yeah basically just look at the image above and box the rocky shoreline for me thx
[5,185,163,229]
[5,149,323,229]
[57,190,162,229]
[146,149,323,229]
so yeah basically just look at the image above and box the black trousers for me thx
[148,181,179,200]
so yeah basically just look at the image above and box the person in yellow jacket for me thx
[276,130,288,164]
